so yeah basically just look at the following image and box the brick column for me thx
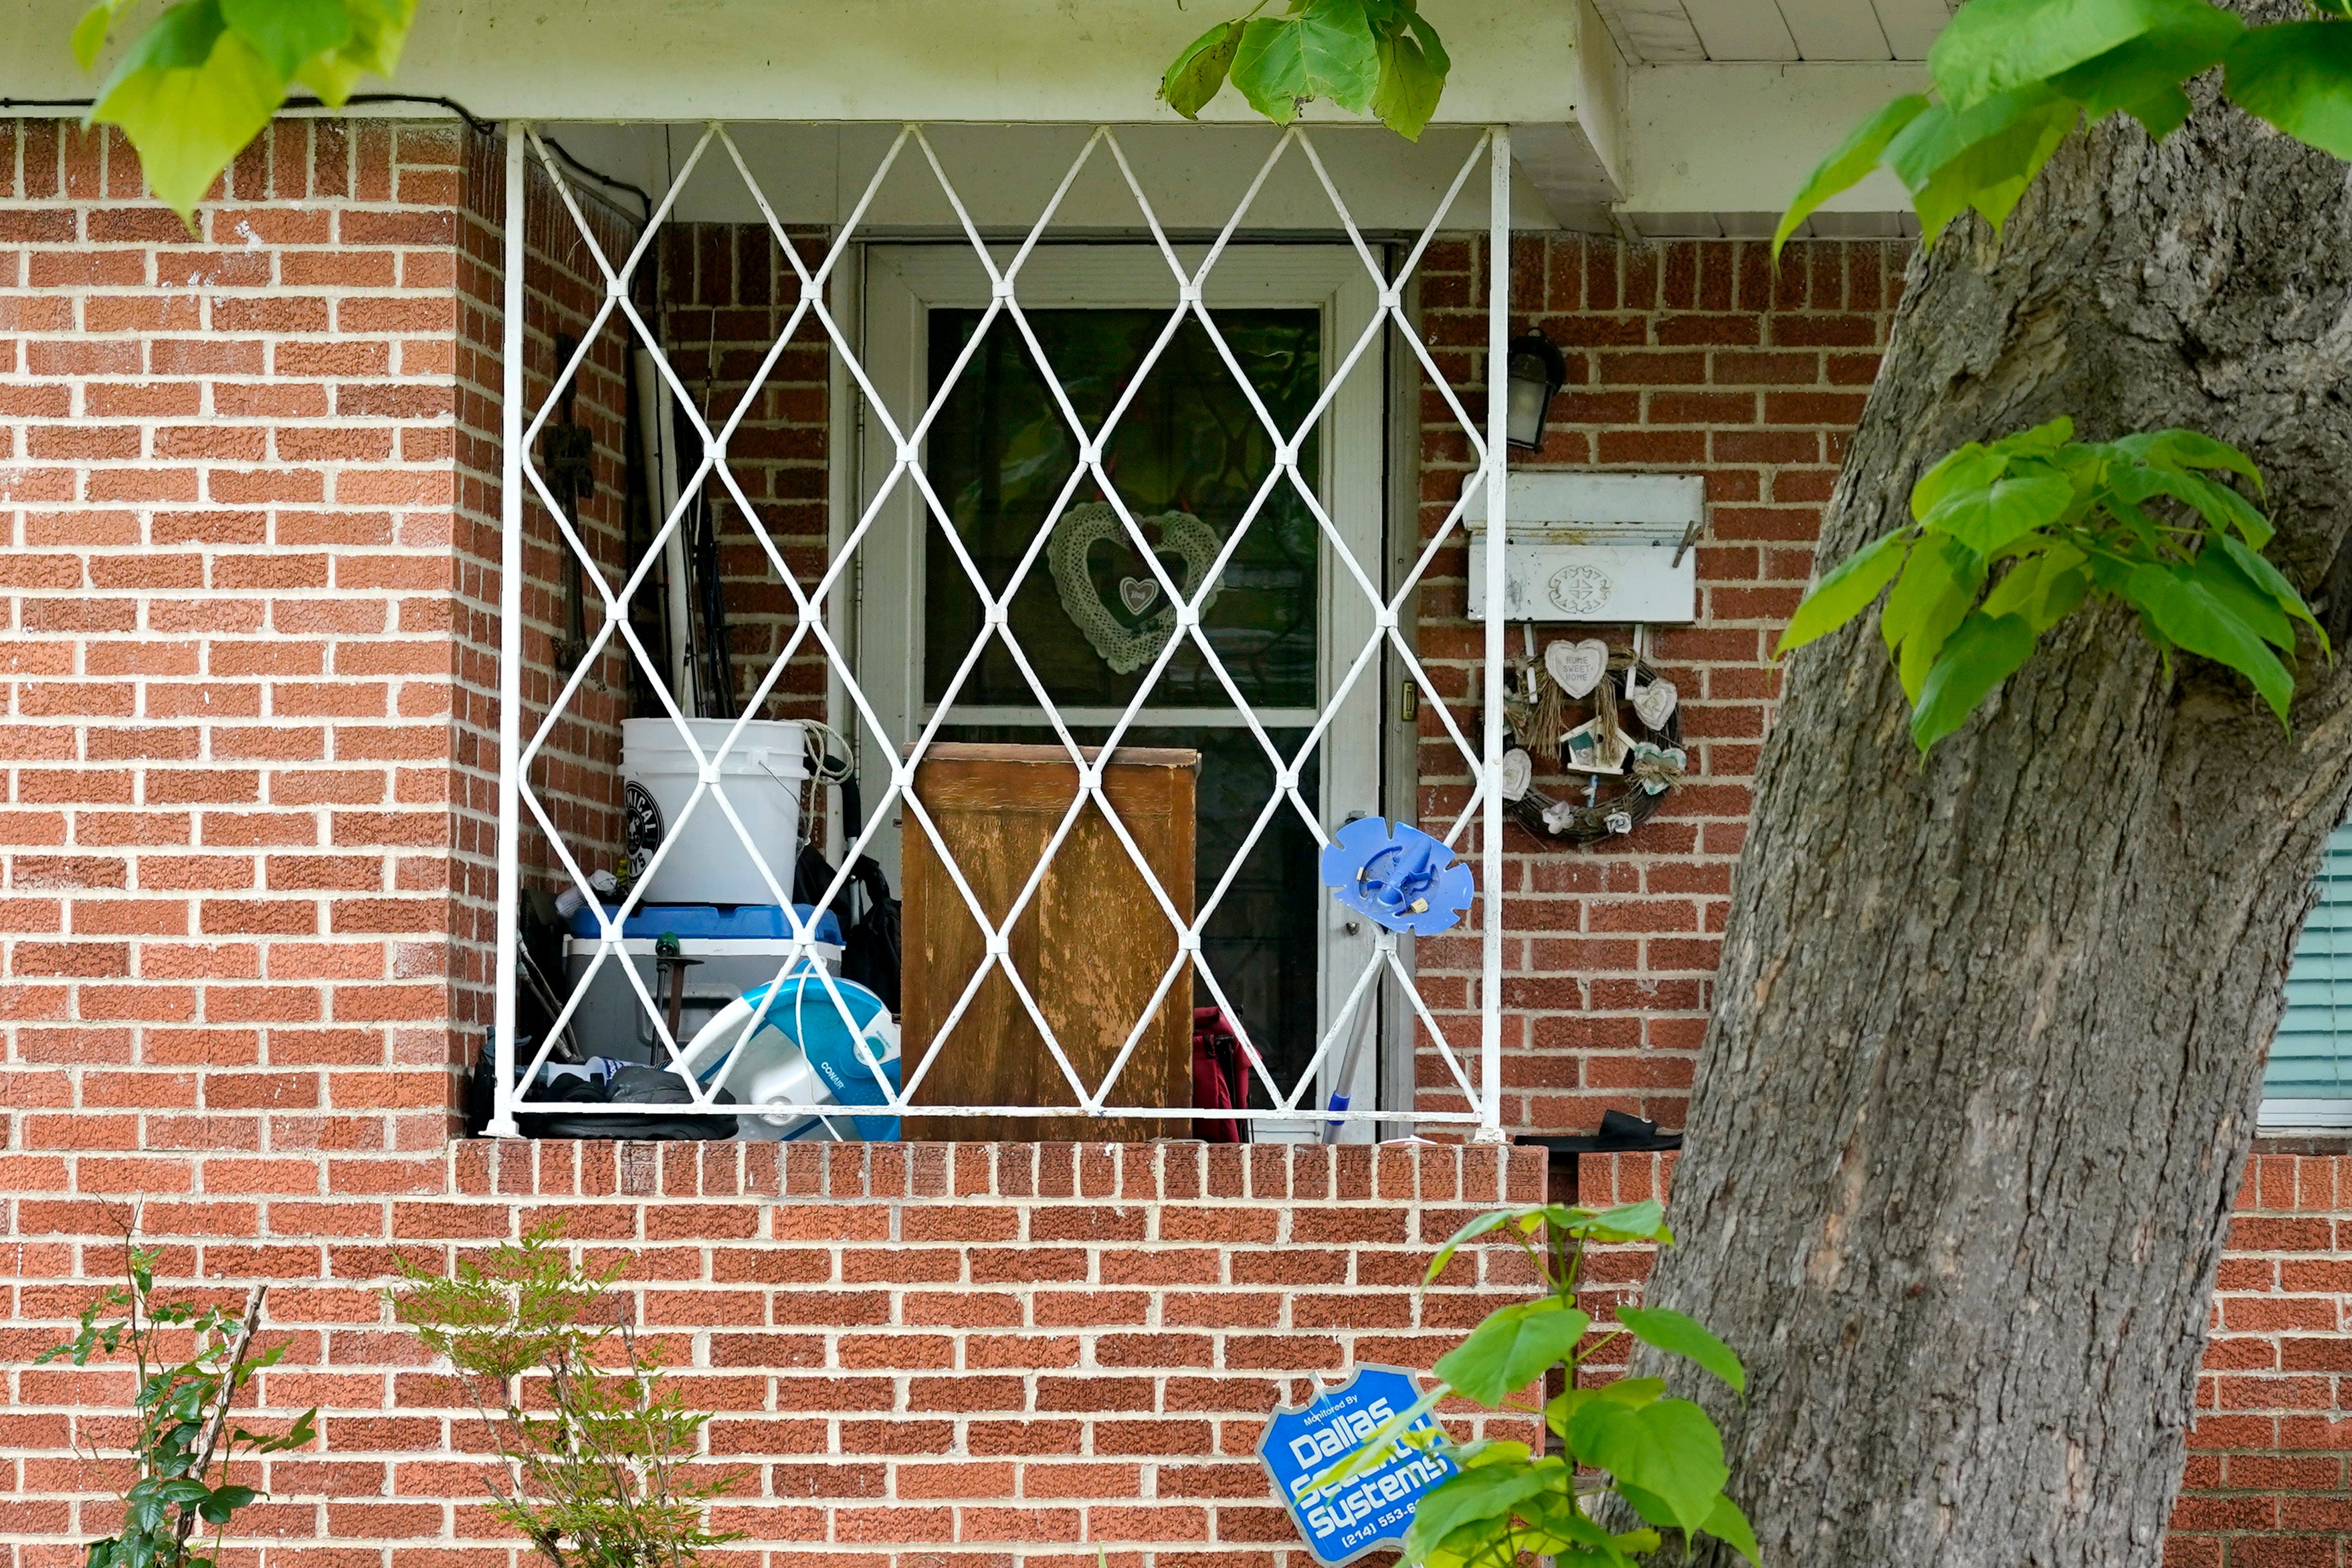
[1,117,483,1165]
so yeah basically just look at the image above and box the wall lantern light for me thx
[1504,328,1567,452]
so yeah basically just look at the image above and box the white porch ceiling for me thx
[0,0,1943,238]
[1593,0,1957,62]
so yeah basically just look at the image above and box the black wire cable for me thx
[2,90,654,222]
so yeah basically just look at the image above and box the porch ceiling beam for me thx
[1609,60,1927,237]
[1,0,1579,124]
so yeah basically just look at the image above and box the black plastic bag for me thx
[526,1065,739,1141]
[842,854,901,1013]
[799,773,900,1013]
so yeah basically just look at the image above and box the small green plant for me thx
[1782,417,2324,751]
[41,1238,317,1568]
[1329,1201,1754,1567]
[1160,0,1450,140]
[382,1221,739,1568]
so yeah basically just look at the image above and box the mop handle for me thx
[1320,991,1380,1146]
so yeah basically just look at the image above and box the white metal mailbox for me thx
[1463,472,1704,623]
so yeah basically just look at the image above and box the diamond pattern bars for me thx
[496,118,1508,1133]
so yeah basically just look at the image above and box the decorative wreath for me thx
[1497,638,1685,846]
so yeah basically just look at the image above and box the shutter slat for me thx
[2267,827,2352,1101]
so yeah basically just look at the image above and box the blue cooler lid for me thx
[568,901,844,945]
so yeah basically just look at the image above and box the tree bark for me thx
[1642,44,2352,1568]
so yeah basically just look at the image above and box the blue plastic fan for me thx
[1319,817,1475,937]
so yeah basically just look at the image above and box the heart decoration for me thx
[1499,748,1533,803]
[1543,637,1609,700]
[1631,673,1679,730]
[1047,502,1224,674]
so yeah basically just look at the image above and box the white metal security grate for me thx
[488,118,1512,1141]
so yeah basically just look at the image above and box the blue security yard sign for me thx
[1258,1364,1458,1565]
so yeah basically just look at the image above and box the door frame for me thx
[846,240,1388,1137]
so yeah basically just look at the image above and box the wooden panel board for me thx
[1775,0,1893,58]
[1680,0,1799,59]
[900,743,1197,1143]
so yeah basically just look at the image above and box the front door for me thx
[855,243,1387,1137]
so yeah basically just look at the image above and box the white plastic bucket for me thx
[621,717,808,905]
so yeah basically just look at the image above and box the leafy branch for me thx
[1777,0,2352,256]
[41,1236,318,1568]
[1161,0,1450,140]
[70,0,416,218]
[1784,419,2324,750]
[382,1221,741,1568]
[1322,1201,1753,1567]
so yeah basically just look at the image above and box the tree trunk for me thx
[1642,50,2352,1568]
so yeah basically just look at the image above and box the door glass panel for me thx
[922,302,1333,1102]
[923,307,1321,710]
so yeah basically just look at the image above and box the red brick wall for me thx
[2177,1151,2352,1568]
[451,138,645,941]
[0,116,475,1155]
[7,1137,1545,1567]
[3,114,2348,1568]
[1411,233,1899,1138]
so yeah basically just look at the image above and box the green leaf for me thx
[1613,1306,1745,1394]
[1312,1379,1446,1490]
[2046,2,2246,136]
[89,0,282,219]
[1993,415,2076,458]
[1929,0,2230,110]
[74,0,136,69]
[290,0,411,102]
[2226,19,2352,161]
[1513,1492,1626,1563]
[195,1484,257,1524]
[2216,533,2326,653]
[1399,1459,1563,1560]
[1401,7,1448,77]
[2110,427,2264,496]
[1549,1375,1667,1438]
[1230,0,1380,122]
[1564,1397,1729,1533]
[1920,472,2074,556]
[2185,543,2294,651]
[1569,1199,1672,1244]
[1161,17,1246,118]
[92,0,223,90]
[1882,534,1986,700]
[1774,94,1930,260]
[1892,89,2081,241]
[218,0,349,81]
[1980,544,2091,632]
[1433,1298,1593,1404]
[1910,611,2037,750]
[1424,1206,1525,1283]
[2121,561,2296,725]
[1369,29,1444,140]
[1705,1492,1762,1564]
[1911,443,2008,521]
[1781,528,1915,655]
[2107,464,2273,547]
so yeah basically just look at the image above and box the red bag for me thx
[1192,1005,1248,1143]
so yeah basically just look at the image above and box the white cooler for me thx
[561,901,843,1064]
